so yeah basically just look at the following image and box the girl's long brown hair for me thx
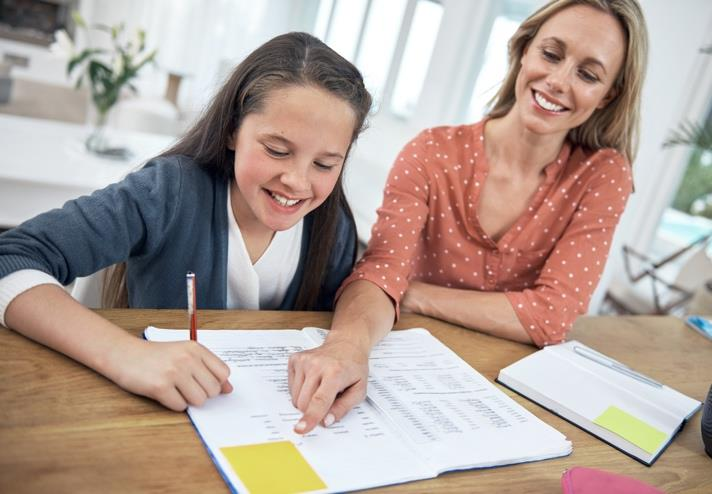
[103,32,371,309]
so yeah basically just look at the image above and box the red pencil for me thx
[186,271,197,341]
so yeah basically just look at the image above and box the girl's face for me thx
[513,5,626,138]
[229,84,356,234]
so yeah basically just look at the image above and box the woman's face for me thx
[513,5,626,138]
[229,84,356,234]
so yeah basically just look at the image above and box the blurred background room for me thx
[1,0,711,315]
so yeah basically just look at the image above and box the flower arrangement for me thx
[51,12,156,153]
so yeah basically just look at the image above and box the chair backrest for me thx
[674,243,712,292]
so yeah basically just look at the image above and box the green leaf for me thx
[67,48,104,76]
[663,121,712,151]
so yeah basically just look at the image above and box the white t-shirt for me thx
[226,184,302,309]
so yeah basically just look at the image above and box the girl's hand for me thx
[109,338,233,411]
[288,336,369,434]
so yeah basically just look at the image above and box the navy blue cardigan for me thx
[0,156,356,310]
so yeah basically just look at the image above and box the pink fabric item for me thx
[561,467,664,494]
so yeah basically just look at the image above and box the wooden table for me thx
[1,311,711,493]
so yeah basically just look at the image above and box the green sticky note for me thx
[221,441,326,494]
[593,405,667,454]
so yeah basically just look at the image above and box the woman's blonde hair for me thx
[488,0,648,162]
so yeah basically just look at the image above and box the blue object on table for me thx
[685,316,712,340]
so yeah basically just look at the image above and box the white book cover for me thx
[497,340,702,466]
[144,327,572,494]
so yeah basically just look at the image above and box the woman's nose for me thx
[545,63,572,93]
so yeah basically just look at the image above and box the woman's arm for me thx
[402,281,533,343]
[403,151,634,347]
[288,280,394,434]
[5,284,233,410]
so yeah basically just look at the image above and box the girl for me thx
[289,0,649,434]
[0,32,372,411]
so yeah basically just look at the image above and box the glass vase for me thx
[84,103,132,160]
[85,109,110,154]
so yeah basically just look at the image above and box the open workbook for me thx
[145,327,571,494]
[497,341,702,466]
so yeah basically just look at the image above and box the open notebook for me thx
[497,341,701,466]
[145,327,571,494]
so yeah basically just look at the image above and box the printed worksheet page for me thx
[144,328,432,493]
[332,328,572,472]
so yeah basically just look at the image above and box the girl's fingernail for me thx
[295,421,307,432]
[324,413,335,427]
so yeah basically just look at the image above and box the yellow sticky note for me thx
[593,405,667,454]
[221,441,326,494]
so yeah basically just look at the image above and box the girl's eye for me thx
[314,161,335,171]
[265,146,288,157]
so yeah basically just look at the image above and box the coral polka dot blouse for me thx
[339,120,633,347]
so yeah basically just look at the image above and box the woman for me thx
[288,0,648,434]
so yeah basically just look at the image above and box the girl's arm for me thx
[288,280,394,434]
[5,284,232,410]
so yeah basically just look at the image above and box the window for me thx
[653,106,712,259]
[389,0,443,117]
[465,0,544,122]
[314,0,442,115]
[355,0,408,105]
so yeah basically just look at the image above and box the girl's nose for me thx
[280,162,311,193]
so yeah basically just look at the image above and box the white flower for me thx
[112,54,125,77]
[128,29,142,58]
[49,29,75,58]
[133,48,156,69]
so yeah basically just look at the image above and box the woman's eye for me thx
[579,69,599,83]
[541,49,560,62]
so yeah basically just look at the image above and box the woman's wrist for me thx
[402,281,430,315]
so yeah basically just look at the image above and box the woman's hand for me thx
[108,338,233,411]
[288,335,369,434]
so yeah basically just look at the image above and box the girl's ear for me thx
[227,130,237,151]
